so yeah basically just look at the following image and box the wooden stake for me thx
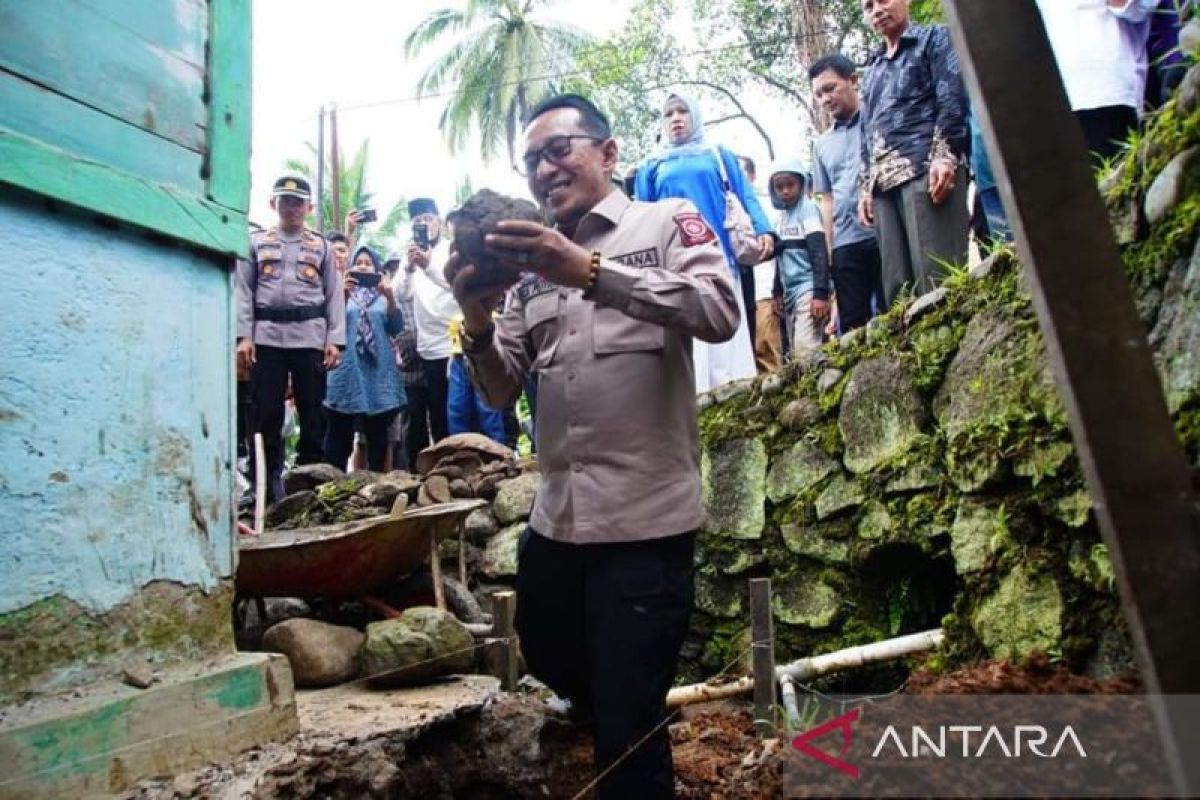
[458,529,467,588]
[253,433,266,537]
[750,578,776,737]
[493,590,518,691]
[430,531,446,611]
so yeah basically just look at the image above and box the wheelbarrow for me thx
[236,498,486,618]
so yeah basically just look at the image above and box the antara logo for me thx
[791,708,1088,778]
[791,708,862,779]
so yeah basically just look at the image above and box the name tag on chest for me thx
[611,248,660,269]
[515,275,557,303]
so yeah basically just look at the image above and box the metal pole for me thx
[493,590,519,692]
[315,105,325,232]
[943,2,1200,793]
[749,578,776,737]
[329,103,341,233]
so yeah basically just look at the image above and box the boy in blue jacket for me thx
[768,158,832,357]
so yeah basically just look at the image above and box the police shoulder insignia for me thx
[673,213,717,247]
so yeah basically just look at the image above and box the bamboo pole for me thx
[430,531,446,611]
[666,676,754,709]
[253,433,266,537]
[776,628,944,682]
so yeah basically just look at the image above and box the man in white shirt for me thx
[397,197,458,466]
[1036,0,1157,163]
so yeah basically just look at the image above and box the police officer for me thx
[448,95,739,798]
[236,174,345,501]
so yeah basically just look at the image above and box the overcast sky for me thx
[249,0,808,232]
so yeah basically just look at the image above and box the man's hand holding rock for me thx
[485,220,592,289]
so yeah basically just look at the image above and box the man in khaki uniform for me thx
[448,94,739,798]
[236,174,345,501]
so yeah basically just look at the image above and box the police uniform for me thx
[462,188,739,797]
[235,175,345,499]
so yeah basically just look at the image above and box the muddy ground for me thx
[126,654,1139,799]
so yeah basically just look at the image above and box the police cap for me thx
[272,173,312,201]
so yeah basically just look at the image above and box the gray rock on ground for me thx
[283,463,345,495]
[361,607,476,687]
[262,618,364,688]
[493,474,541,524]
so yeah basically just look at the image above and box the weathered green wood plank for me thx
[205,0,252,213]
[75,0,207,65]
[0,0,207,152]
[0,129,248,258]
[0,74,204,194]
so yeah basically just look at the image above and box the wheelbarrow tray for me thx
[236,498,485,599]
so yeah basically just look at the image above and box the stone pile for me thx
[245,433,542,688]
[685,57,1200,687]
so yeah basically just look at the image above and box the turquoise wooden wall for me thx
[0,0,251,256]
[0,0,251,690]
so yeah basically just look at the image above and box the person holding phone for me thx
[398,197,457,467]
[322,245,406,472]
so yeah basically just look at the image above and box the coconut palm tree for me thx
[404,0,593,167]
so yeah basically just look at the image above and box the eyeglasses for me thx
[516,135,603,177]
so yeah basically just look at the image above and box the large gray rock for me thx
[972,566,1063,660]
[701,438,767,539]
[1155,237,1200,414]
[779,397,822,432]
[1145,146,1199,225]
[265,490,315,527]
[361,607,475,687]
[949,499,1004,575]
[262,618,363,688]
[358,473,421,507]
[283,463,345,494]
[772,574,841,628]
[766,440,838,503]
[814,475,866,520]
[839,357,927,474]
[780,523,851,564]
[493,474,540,524]
[464,507,500,543]
[482,523,524,578]
[1178,64,1200,116]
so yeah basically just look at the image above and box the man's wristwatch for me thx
[461,322,495,355]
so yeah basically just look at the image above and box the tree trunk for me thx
[791,0,832,133]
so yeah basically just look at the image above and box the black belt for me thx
[254,305,324,322]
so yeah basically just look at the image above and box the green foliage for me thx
[403,0,594,166]
[284,139,409,253]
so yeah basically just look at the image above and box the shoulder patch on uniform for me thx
[611,248,660,269]
[673,213,717,247]
[515,274,556,303]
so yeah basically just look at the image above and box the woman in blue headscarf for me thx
[635,92,774,393]
[324,245,406,472]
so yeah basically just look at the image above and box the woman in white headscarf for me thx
[635,92,774,393]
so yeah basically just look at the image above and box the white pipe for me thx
[776,628,944,682]
[665,628,944,710]
[779,674,802,729]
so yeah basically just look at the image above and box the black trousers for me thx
[832,239,884,333]
[250,346,326,500]
[516,528,695,799]
[324,408,397,473]
[738,264,756,348]
[403,357,449,467]
[1075,105,1138,165]
[236,379,252,461]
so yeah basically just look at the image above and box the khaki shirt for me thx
[235,227,345,350]
[466,190,739,544]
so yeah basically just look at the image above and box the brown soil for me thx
[905,651,1142,694]
[672,709,783,799]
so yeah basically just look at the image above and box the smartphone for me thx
[356,208,377,224]
[413,221,430,249]
[350,271,381,288]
